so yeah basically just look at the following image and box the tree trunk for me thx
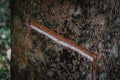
[11,0,120,80]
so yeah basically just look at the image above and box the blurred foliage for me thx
[0,0,10,80]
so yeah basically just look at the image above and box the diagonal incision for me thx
[26,19,97,61]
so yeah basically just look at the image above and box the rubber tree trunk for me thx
[11,0,120,80]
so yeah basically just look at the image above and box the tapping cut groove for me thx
[26,19,98,61]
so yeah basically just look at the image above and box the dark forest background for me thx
[0,0,10,80]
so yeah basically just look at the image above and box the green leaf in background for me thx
[0,0,10,80]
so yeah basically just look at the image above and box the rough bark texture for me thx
[11,0,120,80]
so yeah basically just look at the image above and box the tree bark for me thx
[11,0,120,80]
